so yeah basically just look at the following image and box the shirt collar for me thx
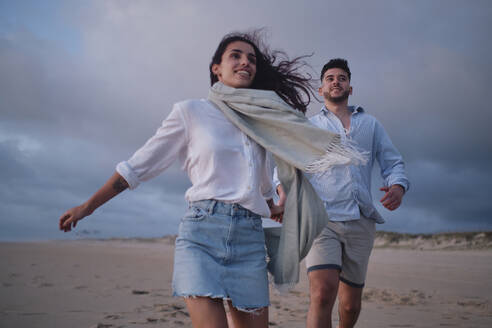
[321,105,364,115]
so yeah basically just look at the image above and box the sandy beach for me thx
[1,233,491,328]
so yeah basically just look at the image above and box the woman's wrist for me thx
[81,201,95,216]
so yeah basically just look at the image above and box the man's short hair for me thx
[320,58,351,81]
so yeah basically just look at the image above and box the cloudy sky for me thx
[1,0,491,241]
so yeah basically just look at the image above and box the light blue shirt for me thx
[274,106,409,223]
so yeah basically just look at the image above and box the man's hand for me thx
[379,184,404,211]
[270,203,284,222]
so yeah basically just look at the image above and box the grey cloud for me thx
[402,160,492,218]
[1,0,492,240]
[0,133,189,240]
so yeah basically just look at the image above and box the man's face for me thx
[319,68,352,103]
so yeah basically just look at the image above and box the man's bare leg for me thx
[337,282,363,328]
[307,269,340,328]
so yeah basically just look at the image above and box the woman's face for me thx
[212,41,257,88]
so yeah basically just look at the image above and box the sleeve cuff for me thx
[116,161,140,190]
[272,167,281,190]
[389,179,409,192]
[262,187,275,200]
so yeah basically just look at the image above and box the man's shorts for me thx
[305,216,376,288]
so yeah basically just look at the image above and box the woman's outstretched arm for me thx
[59,172,129,232]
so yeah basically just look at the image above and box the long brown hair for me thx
[209,30,314,114]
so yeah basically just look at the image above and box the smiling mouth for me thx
[236,70,251,78]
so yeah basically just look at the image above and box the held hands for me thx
[59,203,92,232]
[380,184,405,211]
[270,183,403,222]
[270,184,286,223]
[270,203,284,223]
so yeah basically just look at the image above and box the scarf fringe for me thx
[268,273,298,295]
[305,138,369,173]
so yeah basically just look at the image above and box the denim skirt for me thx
[172,199,269,311]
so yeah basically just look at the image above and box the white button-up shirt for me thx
[116,99,275,217]
[274,106,409,223]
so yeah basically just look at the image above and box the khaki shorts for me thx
[305,216,376,288]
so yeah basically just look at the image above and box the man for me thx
[275,58,409,327]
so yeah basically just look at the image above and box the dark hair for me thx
[320,58,351,81]
[209,30,315,114]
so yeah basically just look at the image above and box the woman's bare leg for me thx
[227,300,268,328]
[185,297,228,328]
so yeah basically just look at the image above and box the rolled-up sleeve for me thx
[375,121,409,192]
[116,104,188,190]
[272,165,281,190]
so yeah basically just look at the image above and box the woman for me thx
[59,31,316,328]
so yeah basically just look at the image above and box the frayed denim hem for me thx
[173,293,268,315]
[174,292,230,301]
[233,306,268,315]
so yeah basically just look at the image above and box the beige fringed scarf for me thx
[208,82,366,289]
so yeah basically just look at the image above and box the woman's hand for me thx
[270,203,284,223]
[269,184,286,223]
[59,203,92,232]
[58,172,129,233]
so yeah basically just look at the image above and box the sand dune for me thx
[374,231,492,250]
[1,233,491,327]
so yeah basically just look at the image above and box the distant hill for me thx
[97,231,492,251]
[374,231,492,250]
